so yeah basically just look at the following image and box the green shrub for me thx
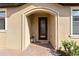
[62,40,79,56]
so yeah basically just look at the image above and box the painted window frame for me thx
[71,7,79,38]
[0,9,7,32]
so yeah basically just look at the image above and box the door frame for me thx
[38,17,48,43]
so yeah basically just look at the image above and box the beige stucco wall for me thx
[0,3,77,50]
[49,15,56,48]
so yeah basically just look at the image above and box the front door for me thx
[38,17,48,43]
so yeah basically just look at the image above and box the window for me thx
[70,8,79,38]
[72,9,79,35]
[0,11,5,30]
[0,9,7,32]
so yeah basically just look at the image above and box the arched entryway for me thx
[22,8,58,51]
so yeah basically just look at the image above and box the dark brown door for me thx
[39,17,47,40]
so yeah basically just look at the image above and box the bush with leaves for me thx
[62,40,79,56]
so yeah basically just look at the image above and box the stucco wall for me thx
[49,15,56,48]
[0,3,73,50]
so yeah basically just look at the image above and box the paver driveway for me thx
[0,43,57,56]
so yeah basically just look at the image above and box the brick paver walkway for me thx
[21,43,55,56]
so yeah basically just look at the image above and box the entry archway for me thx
[22,7,58,50]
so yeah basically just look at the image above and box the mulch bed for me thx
[56,50,69,56]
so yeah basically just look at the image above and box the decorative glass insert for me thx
[39,17,47,40]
